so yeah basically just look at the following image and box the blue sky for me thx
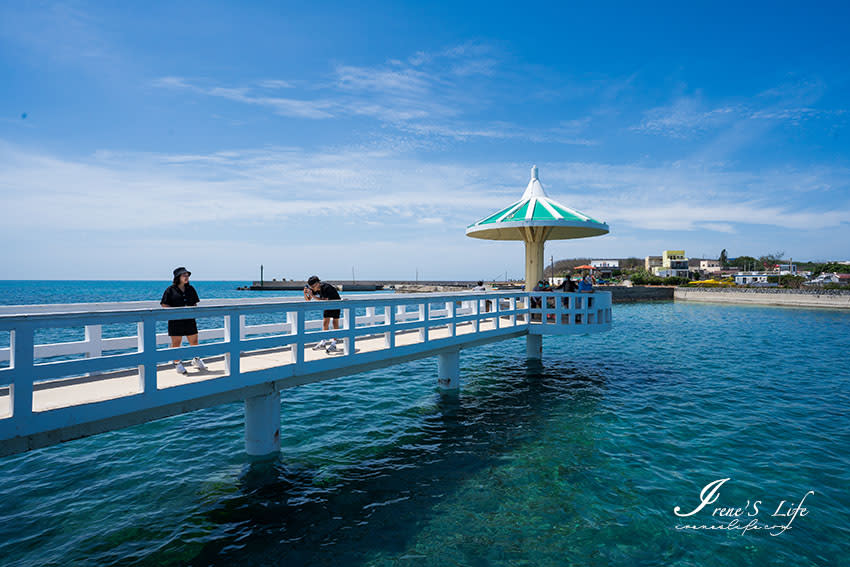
[1,1,849,280]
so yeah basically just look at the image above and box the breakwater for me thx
[675,287,850,309]
[242,280,503,292]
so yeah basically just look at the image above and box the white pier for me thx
[0,291,611,458]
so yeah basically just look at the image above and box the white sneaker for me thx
[312,339,328,350]
[325,342,338,353]
[192,357,207,371]
[175,361,188,374]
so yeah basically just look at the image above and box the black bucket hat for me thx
[173,267,191,278]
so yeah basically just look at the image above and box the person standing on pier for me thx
[304,275,341,353]
[578,273,594,292]
[161,267,207,374]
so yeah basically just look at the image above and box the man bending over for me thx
[304,275,341,353]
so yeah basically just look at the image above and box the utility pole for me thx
[352,266,355,283]
[260,264,264,287]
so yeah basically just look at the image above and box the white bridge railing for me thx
[0,290,611,456]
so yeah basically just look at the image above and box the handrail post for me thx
[293,311,304,368]
[84,324,102,377]
[418,303,427,343]
[224,314,240,376]
[384,304,396,349]
[11,324,34,420]
[84,324,102,358]
[446,301,455,337]
[343,308,351,356]
[138,317,158,395]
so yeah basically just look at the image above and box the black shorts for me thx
[323,309,341,319]
[168,318,198,337]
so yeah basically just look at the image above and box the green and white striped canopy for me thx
[466,166,609,241]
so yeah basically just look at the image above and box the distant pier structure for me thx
[241,280,487,292]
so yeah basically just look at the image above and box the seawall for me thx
[607,286,674,303]
[674,287,850,309]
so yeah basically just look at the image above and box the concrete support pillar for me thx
[437,349,460,390]
[527,334,542,360]
[245,390,281,456]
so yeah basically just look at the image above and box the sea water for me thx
[0,282,848,566]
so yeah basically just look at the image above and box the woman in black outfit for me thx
[161,266,206,374]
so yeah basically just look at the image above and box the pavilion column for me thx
[525,232,546,360]
[524,237,545,291]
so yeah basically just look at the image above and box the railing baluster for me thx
[294,310,305,369]
[11,324,34,420]
[224,314,240,376]
[389,305,396,348]
[139,317,158,395]
[418,303,427,343]
[84,324,102,359]
[343,308,352,356]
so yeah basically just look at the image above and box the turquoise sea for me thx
[0,281,848,566]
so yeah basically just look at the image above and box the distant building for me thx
[591,259,619,278]
[653,250,689,278]
[735,272,769,285]
[806,273,841,285]
[645,256,662,271]
[700,260,722,273]
[777,263,797,275]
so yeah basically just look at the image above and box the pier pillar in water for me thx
[437,349,461,390]
[527,334,542,360]
[244,390,281,456]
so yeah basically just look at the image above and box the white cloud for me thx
[698,223,737,234]
[335,65,432,95]
[149,43,583,143]
[2,140,847,237]
[633,85,845,139]
[632,98,739,138]
[257,79,295,89]
[2,139,849,278]
[155,77,337,119]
